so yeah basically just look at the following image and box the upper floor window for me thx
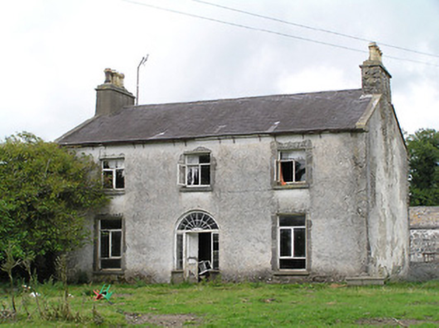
[102,159,125,190]
[179,153,211,187]
[276,150,306,185]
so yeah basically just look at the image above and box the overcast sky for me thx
[1,0,439,141]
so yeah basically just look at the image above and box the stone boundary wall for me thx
[408,207,439,281]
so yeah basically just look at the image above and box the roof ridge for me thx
[133,88,362,109]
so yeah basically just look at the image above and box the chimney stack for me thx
[95,68,135,116]
[360,42,392,103]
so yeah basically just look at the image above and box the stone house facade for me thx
[58,43,409,283]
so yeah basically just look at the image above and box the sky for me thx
[1,0,439,141]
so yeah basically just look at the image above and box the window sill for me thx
[93,269,124,275]
[179,186,212,192]
[273,183,309,190]
[172,269,219,273]
[274,270,309,276]
[104,189,125,196]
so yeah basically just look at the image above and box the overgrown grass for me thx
[2,280,439,326]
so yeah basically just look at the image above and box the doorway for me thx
[184,232,215,281]
[175,212,219,282]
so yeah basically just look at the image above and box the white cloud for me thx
[277,66,355,94]
[1,0,439,140]
[394,81,439,134]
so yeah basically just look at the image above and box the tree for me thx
[406,128,439,206]
[0,132,108,266]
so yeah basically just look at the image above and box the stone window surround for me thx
[272,140,312,190]
[272,212,311,275]
[94,213,125,274]
[178,147,214,192]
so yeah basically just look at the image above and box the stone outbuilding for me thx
[58,43,409,283]
[408,206,439,281]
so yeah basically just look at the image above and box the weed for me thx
[0,243,21,313]
[92,305,104,325]
[0,304,16,323]
[132,277,150,288]
[2,281,439,326]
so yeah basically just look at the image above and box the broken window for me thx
[99,218,123,270]
[276,150,306,185]
[178,154,210,187]
[278,215,306,270]
[102,159,125,190]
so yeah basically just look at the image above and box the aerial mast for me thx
[136,54,149,106]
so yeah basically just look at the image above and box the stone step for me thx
[345,277,385,286]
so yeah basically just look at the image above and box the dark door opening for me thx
[198,232,212,262]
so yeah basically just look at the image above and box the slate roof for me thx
[57,89,373,146]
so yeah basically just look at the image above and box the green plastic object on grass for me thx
[93,284,113,301]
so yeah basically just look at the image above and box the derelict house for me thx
[58,43,409,283]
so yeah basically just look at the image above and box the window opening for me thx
[179,154,210,187]
[278,215,306,270]
[102,159,125,189]
[99,218,123,269]
[277,151,306,185]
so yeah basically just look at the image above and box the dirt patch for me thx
[356,317,439,326]
[125,312,201,326]
[329,283,346,288]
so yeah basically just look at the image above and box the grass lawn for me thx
[2,280,439,326]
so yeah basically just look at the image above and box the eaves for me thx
[59,127,367,148]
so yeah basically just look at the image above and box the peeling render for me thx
[68,127,408,283]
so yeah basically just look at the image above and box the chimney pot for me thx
[104,68,112,83]
[368,42,383,62]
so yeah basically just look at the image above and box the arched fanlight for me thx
[177,212,218,231]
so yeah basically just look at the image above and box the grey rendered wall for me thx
[365,101,409,279]
[69,131,372,282]
[305,132,369,278]
[71,139,274,282]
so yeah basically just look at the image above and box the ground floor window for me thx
[278,215,306,270]
[175,212,219,276]
[98,218,123,270]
